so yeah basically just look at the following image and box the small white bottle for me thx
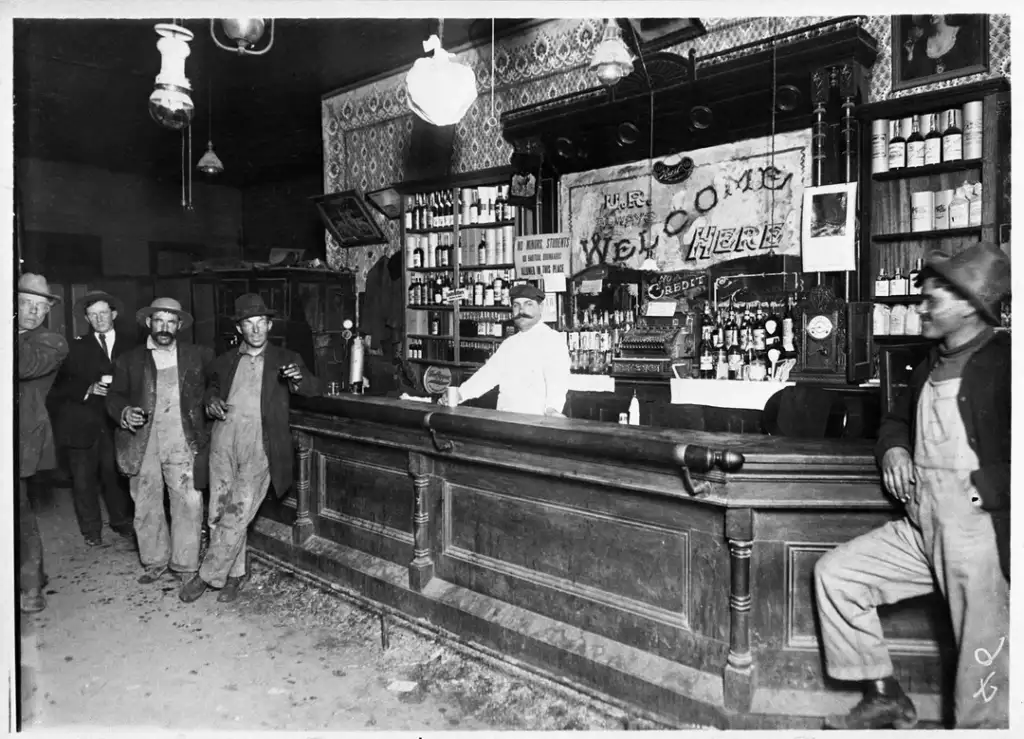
[873,303,891,336]
[948,186,970,228]
[889,304,908,335]
[904,305,922,335]
[875,268,890,297]
[889,267,908,297]
[628,391,640,426]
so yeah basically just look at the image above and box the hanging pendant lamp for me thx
[589,19,634,87]
[406,19,477,126]
[197,81,224,175]
[149,22,195,130]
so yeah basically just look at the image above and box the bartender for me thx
[440,283,570,416]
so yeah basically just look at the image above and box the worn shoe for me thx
[137,565,169,584]
[20,590,46,614]
[824,678,918,730]
[84,535,102,547]
[111,524,135,539]
[216,576,244,603]
[179,575,209,603]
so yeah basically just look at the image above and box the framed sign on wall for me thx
[312,190,386,248]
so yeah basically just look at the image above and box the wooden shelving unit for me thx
[871,158,983,182]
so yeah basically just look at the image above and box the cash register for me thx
[612,300,696,378]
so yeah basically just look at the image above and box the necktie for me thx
[98,333,109,360]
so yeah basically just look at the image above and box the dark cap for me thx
[509,283,545,303]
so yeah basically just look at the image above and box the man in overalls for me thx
[815,242,1010,729]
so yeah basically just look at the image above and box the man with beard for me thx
[815,243,1010,730]
[17,273,69,613]
[179,294,319,603]
[106,298,214,584]
[439,283,569,416]
[51,290,135,547]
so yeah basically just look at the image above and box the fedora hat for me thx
[18,273,62,303]
[924,242,1010,325]
[74,289,124,316]
[136,297,193,330]
[232,293,277,322]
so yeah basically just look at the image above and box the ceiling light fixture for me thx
[590,19,634,87]
[210,18,275,56]
[149,22,195,130]
[196,81,224,175]
[406,19,478,126]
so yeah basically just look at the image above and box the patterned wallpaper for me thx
[322,15,1011,292]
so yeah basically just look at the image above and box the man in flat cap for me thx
[17,273,69,613]
[815,243,1011,730]
[51,290,135,547]
[440,282,570,416]
[106,297,214,585]
[180,294,320,603]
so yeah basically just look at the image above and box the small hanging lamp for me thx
[406,19,477,126]
[196,81,224,175]
[589,19,634,87]
[149,21,195,130]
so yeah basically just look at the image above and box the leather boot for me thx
[217,576,244,603]
[824,677,918,730]
[179,574,209,603]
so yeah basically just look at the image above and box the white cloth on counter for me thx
[567,374,615,393]
[670,379,795,410]
[458,322,571,415]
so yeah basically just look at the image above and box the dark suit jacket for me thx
[19,326,70,478]
[205,343,320,498]
[106,341,215,489]
[51,331,134,448]
[876,330,1011,580]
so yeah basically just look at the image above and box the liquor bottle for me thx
[412,240,424,269]
[909,258,923,295]
[698,326,715,379]
[408,279,418,307]
[471,188,482,224]
[889,267,907,297]
[781,296,796,355]
[727,332,744,381]
[725,301,739,350]
[752,302,767,352]
[764,302,782,349]
[924,113,942,165]
[887,119,906,170]
[874,267,890,297]
[477,240,487,266]
[713,307,725,351]
[429,313,440,336]
[473,274,485,307]
[404,197,414,231]
[493,273,505,305]
[906,116,925,168]
[942,110,963,162]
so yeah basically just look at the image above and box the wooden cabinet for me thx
[398,167,533,387]
[191,267,356,384]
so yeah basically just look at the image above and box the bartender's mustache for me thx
[513,313,532,320]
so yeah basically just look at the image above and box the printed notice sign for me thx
[513,232,571,279]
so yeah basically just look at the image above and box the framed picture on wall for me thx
[891,14,989,91]
[311,190,386,248]
[617,18,706,56]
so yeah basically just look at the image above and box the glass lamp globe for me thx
[149,23,195,130]
[220,18,266,50]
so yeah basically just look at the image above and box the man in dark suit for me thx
[18,273,70,614]
[51,290,135,546]
[180,294,320,603]
[105,298,214,585]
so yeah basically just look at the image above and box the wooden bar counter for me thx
[250,395,954,729]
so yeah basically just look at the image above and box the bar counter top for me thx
[248,393,953,729]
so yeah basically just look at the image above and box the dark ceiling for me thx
[13,18,534,188]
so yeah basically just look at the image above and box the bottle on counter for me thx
[888,119,906,170]
[906,116,925,168]
[698,326,715,379]
[628,391,640,426]
[781,295,796,355]
[924,113,942,165]
[752,302,767,352]
[942,109,963,162]
[727,332,744,381]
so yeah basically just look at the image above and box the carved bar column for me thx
[723,508,756,711]
[408,452,435,591]
[810,66,830,286]
[291,429,314,546]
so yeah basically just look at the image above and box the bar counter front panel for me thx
[251,395,953,729]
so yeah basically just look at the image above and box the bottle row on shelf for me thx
[872,101,982,174]
[404,185,514,232]
[696,299,797,382]
[907,183,982,233]
[408,270,515,308]
[407,338,453,361]
[568,309,639,375]
[405,225,517,269]
[875,259,923,297]
[873,303,923,337]
[460,312,513,338]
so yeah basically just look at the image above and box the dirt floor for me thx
[19,483,704,732]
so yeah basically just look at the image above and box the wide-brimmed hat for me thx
[924,242,1010,325]
[18,273,62,303]
[136,297,193,330]
[232,293,277,322]
[74,289,124,316]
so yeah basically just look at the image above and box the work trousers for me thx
[67,427,133,537]
[129,436,203,575]
[198,415,271,588]
[18,478,45,593]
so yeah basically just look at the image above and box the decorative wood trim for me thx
[724,507,756,712]
[317,506,414,546]
[408,452,435,591]
[290,429,314,546]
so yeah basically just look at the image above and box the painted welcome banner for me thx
[559,130,812,273]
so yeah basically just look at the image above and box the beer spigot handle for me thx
[673,444,745,497]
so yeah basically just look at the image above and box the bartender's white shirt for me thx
[457,322,570,416]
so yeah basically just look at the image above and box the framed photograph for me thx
[891,15,990,92]
[617,18,707,56]
[508,152,542,209]
[800,182,858,273]
[311,190,386,249]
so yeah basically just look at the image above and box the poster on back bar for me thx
[559,130,812,274]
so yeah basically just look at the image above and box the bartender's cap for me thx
[509,283,545,303]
